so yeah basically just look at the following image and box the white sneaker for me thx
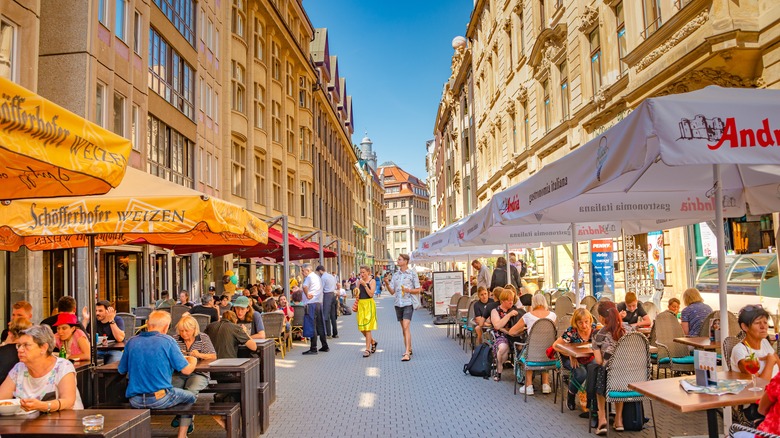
[520,385,534,395]
[542,384,552,394]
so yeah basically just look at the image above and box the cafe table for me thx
[674,336,719,350]
[95,358,262,438]
[0,409,150,437]
[96,342,125,351]
[554,343,658,359]
[628,371,761,438]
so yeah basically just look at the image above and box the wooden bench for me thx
[99,402,241,438]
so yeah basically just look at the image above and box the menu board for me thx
[647,230,665,280]
[433,271,465,316]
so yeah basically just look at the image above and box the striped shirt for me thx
[175,333,216,379]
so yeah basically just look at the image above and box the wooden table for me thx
[629,371,762,438]
[95,358,262,438]
[0,409,150,437]
[554,343,658,359]
[674,336,718,350]
[96,342,125,351]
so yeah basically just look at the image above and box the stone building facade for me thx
[380,163,430,269]
[432,0,780,299]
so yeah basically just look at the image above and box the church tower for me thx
[359,133,378,170]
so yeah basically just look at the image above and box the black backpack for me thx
[463,343,492,378]
[621,401,649,431]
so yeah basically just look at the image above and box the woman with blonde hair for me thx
[355,265,378,358]
[490,289,522,381]
[508,293,557,395]
[553,308,597,410]
[681,287,712,336]
[171,315,217,433]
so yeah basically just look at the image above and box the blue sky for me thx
[304,1,473,180]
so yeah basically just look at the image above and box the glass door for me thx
[173,255,192,296]
[106,253,141,313]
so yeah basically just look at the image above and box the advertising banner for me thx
[647,230,665,280]
[591,239,614,300]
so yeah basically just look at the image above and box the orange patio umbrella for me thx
[0,77,131,200]
[0,167,268,251]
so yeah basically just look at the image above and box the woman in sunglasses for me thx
[731,304,779,380]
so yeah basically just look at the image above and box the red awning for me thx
[169,228,334,261]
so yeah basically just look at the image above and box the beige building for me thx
[432,0,780,299]
[1,0,368,320]
[380,162,430,268]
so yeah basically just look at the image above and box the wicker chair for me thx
[580,295,597,311]
[698,310,740,338]
[543,292,553,308]
[564,291,577,304]
[446,293,462,338]
[555,295,575,318]
[115,313,136,341]
[590,301,601,320]
[654,311,692,378]
[591,332,658,438]
[730,423,780,437]
[290,304,305,340]
[554,315,573,413]
[513,318,559,402]
[261,312,286,358]
[722,332,747,371]
[191,313,211,333]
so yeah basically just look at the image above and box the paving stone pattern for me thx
[161,293,717,437]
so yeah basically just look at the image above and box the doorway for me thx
[106,253,142,313]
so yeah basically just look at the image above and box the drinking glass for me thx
[82,414,104,433]
[745,359,762,392]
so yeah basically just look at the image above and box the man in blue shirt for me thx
[317,266,339,338]
[119,310,198,438]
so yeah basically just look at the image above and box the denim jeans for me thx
[306,303,328,351]
[129,387,197,425]
[561,356,588,393]
[98,350,123,364]
[170,373,209,425]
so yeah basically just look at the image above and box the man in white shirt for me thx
[383,254,421,362]
[302,263,328,355]
[471,259,491,293]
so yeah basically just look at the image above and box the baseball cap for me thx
[233,296,250,308]
[53,312,79,327]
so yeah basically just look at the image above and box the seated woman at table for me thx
[490,289,522,382]
[590,301,631,435]
[507,293,557,395]
[172,315,217,433]
[680,287,712,336]
[0,325,84,412]
[0,318,32,382]
[553,308,597,410]
[732,305,779,380]
[53,313,90,362]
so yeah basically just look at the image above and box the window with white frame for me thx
[133,10,141,54]
[255,153,265,204]
[271,41,280,81]
[231,0,245,38]
[98,0,109,27]
[0,19,16,81]
[559,60,569,121]
[271,100,281,142]
[285,62,294,96]
[616,2,627,74]
[231,140,245,196]
[254,18,264,61]
[272,164,281,210]
[254,83,265,129]
[286,116,294,154]
[287,173,295,216]
[96,82,107,127]
[231,61,245,113]
[115,0,127,41]
[131,104,140,150]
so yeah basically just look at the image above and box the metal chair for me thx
[455,295,470,342]
[132,306,152,319]
[593,332,658,438]
[446,293,462,338]
[590,301,601,320]
[654,311,692,378]
[513,318,559,401]
[261,312,286,359]
[554,295,575,317]
[166,305,191,336]
[461,300,478,352]
[554,315,573,413]
[115,313,136,341]
[191,313,211,333]
[290,305,305,340]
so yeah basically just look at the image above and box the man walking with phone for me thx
[384,254,421,362]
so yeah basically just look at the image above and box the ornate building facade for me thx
[432,0,780,299]
[379,163,430,268]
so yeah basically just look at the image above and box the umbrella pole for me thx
[572,222,580,306]
[713,165,732,434]
[282,216,290,299]
[318,230,324,268]
[88,235,97,366]
[467,254,472,296]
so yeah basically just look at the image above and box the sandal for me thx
[493,375,500,382]
[613,424,624,432]
[371,341,378,354]
[595,424,608,436]
[401,353,411,361]
[363,350,371,358]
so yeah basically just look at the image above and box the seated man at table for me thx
[616,292,651,328]
[119,311,197,438]
[83,300,126,364]
[41,296,85,332]
[472,287,493,345]
[190,294,220,323]
[0,301,33,343]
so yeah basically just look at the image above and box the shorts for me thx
[395,305,413,322]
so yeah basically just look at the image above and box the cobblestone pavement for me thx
[162,293,719,437]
